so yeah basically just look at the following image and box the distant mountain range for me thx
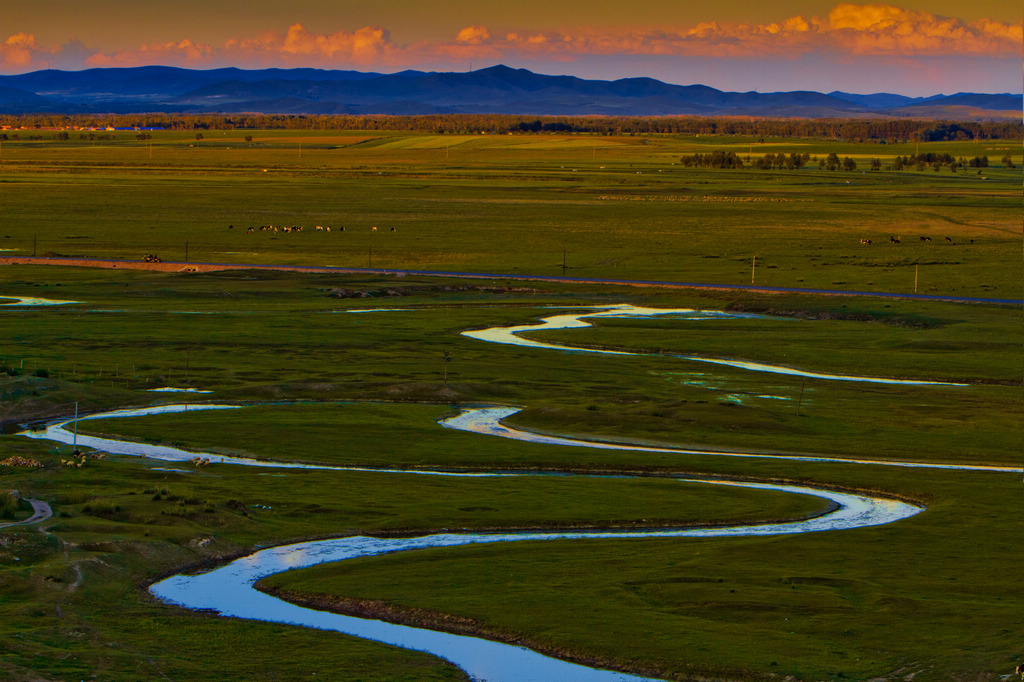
[1,64,1020,119]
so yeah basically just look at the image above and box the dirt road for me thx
[0,497,53,529]
[2,255,1019,305]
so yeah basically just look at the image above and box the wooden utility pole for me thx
[914,264,919,293]
[562,249,567,276]
[751,255,756,284]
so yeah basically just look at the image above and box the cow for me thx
[890,236,901,244]
[920,236,931,242]
[390,227,396,232]
[371,226,377,232]
[860,239,871,245]
[945,236,953,243]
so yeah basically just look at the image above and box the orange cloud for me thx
[455,25,492,45]
[448,3,1020,60]
[2,33,41,69]
[821,4,1023,55]
[85,39,215,68]
[279,24,393,65]
[2,3,1021,74]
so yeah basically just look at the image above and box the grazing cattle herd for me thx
[238,224,390,234]
[856,235,967,246]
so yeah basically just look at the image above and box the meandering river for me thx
[20,304,1004,680]
[463,304,968,386]
[25,402,931,682]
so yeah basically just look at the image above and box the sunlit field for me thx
[1,130,1019,298]
[0,128,1021,681]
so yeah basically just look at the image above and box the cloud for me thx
[1,4,1020,75]
[85,39,215,68]
[279,24,393,64]
[1,33,41,69]
[455,25,492,45]
[821,4,1024,55]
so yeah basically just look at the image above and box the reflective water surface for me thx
[24,403,928,682]
[463,305,968,386]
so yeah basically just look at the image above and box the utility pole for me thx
[751,255,756,284]
[185,239,189,262]
[73,401,79,453]
[562,249,567,276]
[914,264,918,293]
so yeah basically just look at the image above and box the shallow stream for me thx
[25,403,929,681]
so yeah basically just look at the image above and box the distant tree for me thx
[1001,154,1015,169]
[870,158,881,171]
[825,152,840,171]
[842,157,857,171]
[244,135,253,143]
[195,133,203,141]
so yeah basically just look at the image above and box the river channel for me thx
[25,402,930,682]
[18,304,999,680]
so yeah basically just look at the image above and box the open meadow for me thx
[0,129,1020,297]
[0,128,1021,681]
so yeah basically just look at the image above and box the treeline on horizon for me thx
[679,149,1012,171]
[0,113,1019,141]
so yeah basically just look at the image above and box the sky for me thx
[2,1,1021,95]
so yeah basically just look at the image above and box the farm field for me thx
[0,130,1020,298]
[0,129,1021,681]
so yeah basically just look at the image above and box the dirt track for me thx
[2,255,1019,305]
[0,498,52,529]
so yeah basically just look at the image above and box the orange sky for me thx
[2,2,1021,95]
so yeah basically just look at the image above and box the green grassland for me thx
[0,130,1021,681]
[1,130,1020,297]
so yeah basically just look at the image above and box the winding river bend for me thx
[19,305,1004,681]
[24,403,931,682]
[463,305,968,386]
